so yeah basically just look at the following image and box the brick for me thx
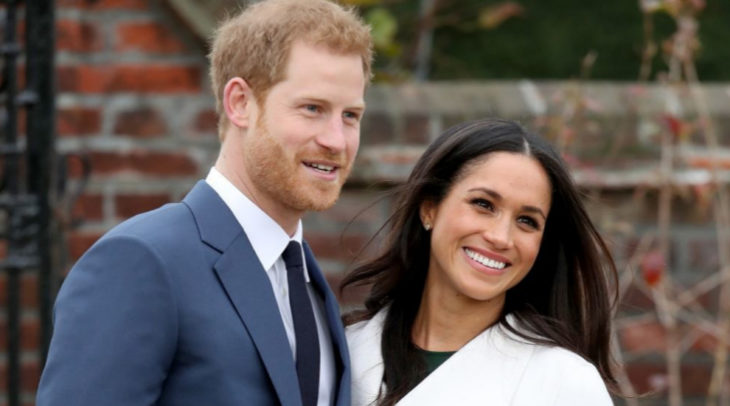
[57,65,113,93]
[194,109,218,133]
[0,358,41,392]
[0,360,41,392]
[0,273,39,309]
[71,193,104,221]
[56,0,147,9]
[311,191,386,225]
[56,19,103,53]
[0,317,40,351]
[115,193,170,218]
[4,20,25,47]
[113,108,167,137]
[16,109,27,135]
[116,22,185,54]
[687,322,730,353]
[304,232,369,262]
[442,114,472,131]
[16,65,26,93]
[67,231,103,261]
[57,107,102,136]
[361,112,395,145]
[685,155,730,169]
[86,150,198,177]
[696,287,720,311]
[687,237,720,273]
[404,113,430,144]
[624,362,713,396]
[65,152,91,179]
[620,238,679,281]
[619,320,667,353]
[57,65,201,94]
[327,274,369,308]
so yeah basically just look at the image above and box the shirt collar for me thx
[206,167,303,271]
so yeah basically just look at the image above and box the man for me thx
[36,1,372,405]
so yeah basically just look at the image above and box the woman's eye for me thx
[518,216,540,230]
[471,198,494,211]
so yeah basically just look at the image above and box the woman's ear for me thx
[420,201,436,231]
[222,77,255,129]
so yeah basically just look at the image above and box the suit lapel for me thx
[214,237,301,406]
[303,242,351,406]
[184,181,301,406]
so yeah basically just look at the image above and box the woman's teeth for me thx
[465,248,506,269]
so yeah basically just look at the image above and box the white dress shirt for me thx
[206,168,336,406]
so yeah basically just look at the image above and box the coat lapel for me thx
[183,181,301,406]
[399,316,535,406]
[347,310,387,406]
[348,308,535,406]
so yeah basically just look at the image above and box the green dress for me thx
[417,348,456,375]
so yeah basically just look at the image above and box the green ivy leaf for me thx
[366,7,398,50]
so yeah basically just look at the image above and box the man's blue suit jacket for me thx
[37,181,351,406]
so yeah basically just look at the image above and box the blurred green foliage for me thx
[348,0,730,81]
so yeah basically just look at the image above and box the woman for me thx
[342,119,619,405]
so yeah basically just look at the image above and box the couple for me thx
[36,0,619,405]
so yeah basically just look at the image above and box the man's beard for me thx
[243,123,351,214]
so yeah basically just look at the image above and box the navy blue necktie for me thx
[282,241,320,406]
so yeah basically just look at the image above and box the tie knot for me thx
[282,241,303,270]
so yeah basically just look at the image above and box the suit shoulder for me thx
[106,202,195,242]
[83,202,200,263]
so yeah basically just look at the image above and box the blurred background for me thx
[1,0,729,405]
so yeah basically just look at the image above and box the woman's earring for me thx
[424,222,432,231]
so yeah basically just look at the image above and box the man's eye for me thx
[304,105,320,113]
[343,111,360,121]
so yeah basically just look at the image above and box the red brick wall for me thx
[2,1,214,404]
[52,0,217,275]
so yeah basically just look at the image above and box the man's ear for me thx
[222,77,255,129]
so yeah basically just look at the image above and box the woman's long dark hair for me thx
[341,118,620,405]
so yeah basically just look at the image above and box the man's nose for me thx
[316,115,347,153]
